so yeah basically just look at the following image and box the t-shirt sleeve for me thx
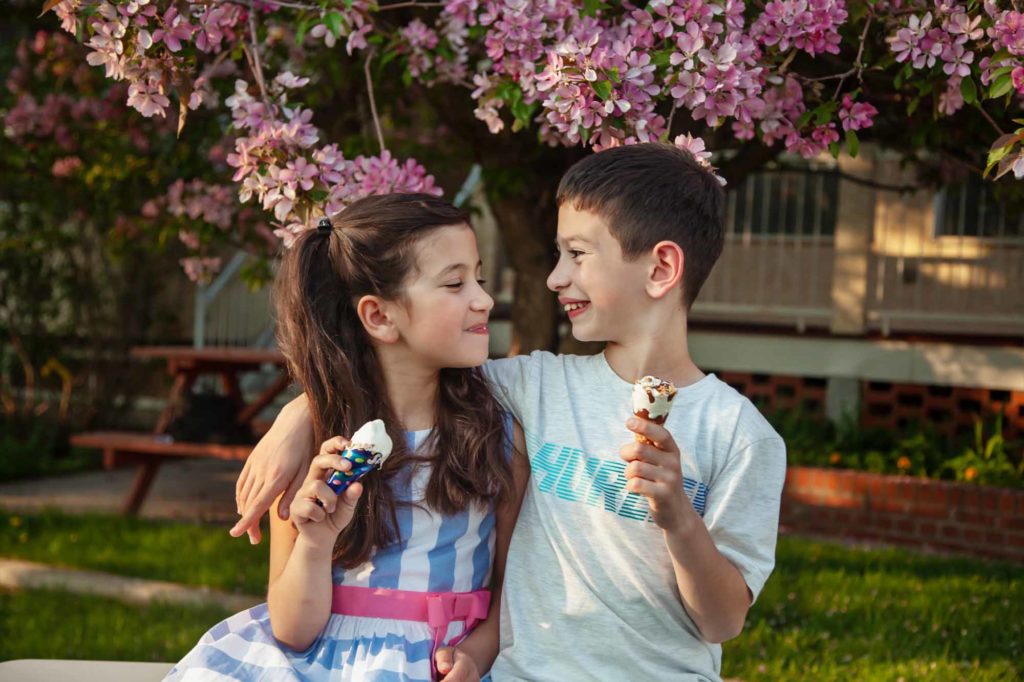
[481,354,538,427]
[702,435,787,604]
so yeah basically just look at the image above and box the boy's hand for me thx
[621,417,696,534]
[288,439,362,549]
[231,396,315,543]
[434,646,480,681]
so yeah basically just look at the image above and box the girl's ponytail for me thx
[273,219,402,567]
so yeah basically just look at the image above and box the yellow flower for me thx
[829,452,842,465]
[964,466,978,481]
[897,456,911,471]
[9,516,21,528]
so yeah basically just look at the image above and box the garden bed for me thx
[781,466,1024,563]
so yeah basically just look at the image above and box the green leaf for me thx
[990,74,1014,100]
[579,125,590,144]
[828,141,840,158]
[796,110,814,128]
[846,129,859,158]
[907,97,919,116]
[960,76,977,105]
[592,79,613,101]
[295,16,313,46]
[989,48,1011,64]
[324,10,344,38]
[581,0,606,17]
[607,67,620,84]
[814,101,838,126]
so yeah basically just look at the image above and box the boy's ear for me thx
[355,295,400,344]
[646,241,685,300]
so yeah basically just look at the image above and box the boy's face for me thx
[547,204,650,343]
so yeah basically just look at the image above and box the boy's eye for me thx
[568,249,584,259]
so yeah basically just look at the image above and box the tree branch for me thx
[364,50,386,152]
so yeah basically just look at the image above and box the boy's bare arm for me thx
[231,393,315,543]
[621,418,751,644]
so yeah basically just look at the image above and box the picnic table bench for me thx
[70,346,290,515]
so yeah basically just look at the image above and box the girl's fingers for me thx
[308,453,352,479]
[319,436,350,456]
[290,498,326,524]
[329,482,363,527]
[308,480,340,512]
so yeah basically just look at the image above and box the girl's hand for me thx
[434,646,480,681]
[288,437,363,550]
[231,395,315,544]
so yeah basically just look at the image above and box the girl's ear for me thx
[646,240,684,300]
[356,295,400,344]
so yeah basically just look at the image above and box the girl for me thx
[167,194,528,681]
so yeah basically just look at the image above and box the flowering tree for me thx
[31,0,1024,350]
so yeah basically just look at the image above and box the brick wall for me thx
[713,370,1024,441]
[861,382,1024,441]
[714,371,828,417]
[782,467,1024,563]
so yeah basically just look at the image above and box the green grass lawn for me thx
[1,509,1021,679]
[0,508,268,595]
[723,538,1023,681]
[0,588,232,663]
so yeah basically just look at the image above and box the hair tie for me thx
[316,217,333,234]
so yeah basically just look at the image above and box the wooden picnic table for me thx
[71,346,291,515]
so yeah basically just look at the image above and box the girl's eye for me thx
[444,282,463,289]
[477,279,487,285]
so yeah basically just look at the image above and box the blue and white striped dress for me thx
[166,429,499,682]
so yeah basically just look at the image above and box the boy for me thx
[233,143,786,680]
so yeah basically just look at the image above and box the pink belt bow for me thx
[331,585,490,679]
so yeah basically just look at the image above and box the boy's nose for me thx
[546,261,568,292]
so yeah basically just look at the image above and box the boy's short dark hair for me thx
[556,142,726,310]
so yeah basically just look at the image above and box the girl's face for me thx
[393,224,493,369]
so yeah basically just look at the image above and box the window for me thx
[726,165,839,238]
[935,177,1024,239]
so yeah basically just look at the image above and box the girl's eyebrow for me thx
[436,260,482,277]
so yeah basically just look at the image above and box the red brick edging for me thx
[781,467,1024,563]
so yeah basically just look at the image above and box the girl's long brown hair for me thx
[273,193,513,568]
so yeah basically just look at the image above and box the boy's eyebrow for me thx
[555,235,593,246]
[436,260,482,277]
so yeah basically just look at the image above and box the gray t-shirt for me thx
[483,351,786,681]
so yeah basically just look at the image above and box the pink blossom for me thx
[838,94,878,131]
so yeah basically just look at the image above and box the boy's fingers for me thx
[626,476,664,498]
[277,467,306,521]
[235,457,252,513]
[625,460,660,482]
[434,646,455,675]
[625,418,672,450]
[229,481,274,538]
